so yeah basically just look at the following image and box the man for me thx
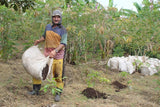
[28,9,67,102]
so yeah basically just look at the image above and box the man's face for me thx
[52,15,61,24]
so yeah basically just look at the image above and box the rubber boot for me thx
[28,84,41,95]
[54,88,62,102]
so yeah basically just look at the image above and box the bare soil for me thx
[0,58,160,107]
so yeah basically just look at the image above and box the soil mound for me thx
[82,87,107,99]
[111,81,127,89]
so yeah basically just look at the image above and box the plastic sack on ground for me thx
[126,61,136,74]
[22,46,53,80]
[140,58,160,76]
[108,57,120,70]
[141,65,157,76]
[107,56,159,75]
[118,57,127,72]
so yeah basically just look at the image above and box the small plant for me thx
[86,71,99,88]
[119,71,129,78]
[41,77,66,95]
[127,80,132,84]
[133,59,144,72]
[98,77,110,83]
[86,70,110,88]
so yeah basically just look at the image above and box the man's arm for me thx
[49,44,65,58]
[34,36,45,45]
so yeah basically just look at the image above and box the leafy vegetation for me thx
[86,70,110,88]
[0,0,35,13]
[0,1,159,106]
[0,0,160,63]
[41,78,63,95]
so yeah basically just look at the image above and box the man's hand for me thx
[34,37,45,46]
[49,50,56,58]
[34,40,40,46]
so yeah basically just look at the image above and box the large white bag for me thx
[140,58,160,76]
[22,46,53,80]
[108,57,120,70]
[118,57,127,72]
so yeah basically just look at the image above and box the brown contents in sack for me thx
[42,64,49,80]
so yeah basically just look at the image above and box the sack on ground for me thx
[22,46,53,80]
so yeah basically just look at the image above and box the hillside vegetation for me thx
[0,0,160,106]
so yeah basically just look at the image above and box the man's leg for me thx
[28,77,42,95]
[52,59,64,101]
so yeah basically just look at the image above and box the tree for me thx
[120,0,160,17]
[0,0,35,13]
[0,0,9,7]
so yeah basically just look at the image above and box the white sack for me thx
[107,56,159,75]
[141,64,157,76]
[126,61,136,74]
[108,57,119,70]
[134,56,148,67]
[22,46,53,80]
[127,55,136,63]
[146,58,160,67]
[140,58,160,75]
[118,58,128,72]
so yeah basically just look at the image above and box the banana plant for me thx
[109,0,113,8]
[119,2,141,17]
[134,2,142,13]
[121,0,160,17]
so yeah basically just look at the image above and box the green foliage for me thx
[127,80,132,84]
[119,71,129,78]
[133,2,142,12]
[112,1,160,57]
[0,6,18,61]
[0,0,36,13]
[113,45,125,57]
[109,0,113,7]
[146,51,160,59]
[86,70,110,88]
[0,0,9,7]
[41,78,64,95]
[155,79,160,91]
[134,59,144,71]
[0,0,160,63]
[86,71,99,87]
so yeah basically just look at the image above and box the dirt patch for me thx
[0,59,160,107]
[82,87,107,99]
[111,81,127,92]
